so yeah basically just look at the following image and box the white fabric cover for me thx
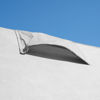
[0,27,100,100]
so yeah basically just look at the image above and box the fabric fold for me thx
[15,30,88,64]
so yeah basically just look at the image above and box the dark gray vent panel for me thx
[24,44,88,65]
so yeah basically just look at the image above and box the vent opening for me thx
[23,44,89,65]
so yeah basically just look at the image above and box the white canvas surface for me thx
[0,27,100,100]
